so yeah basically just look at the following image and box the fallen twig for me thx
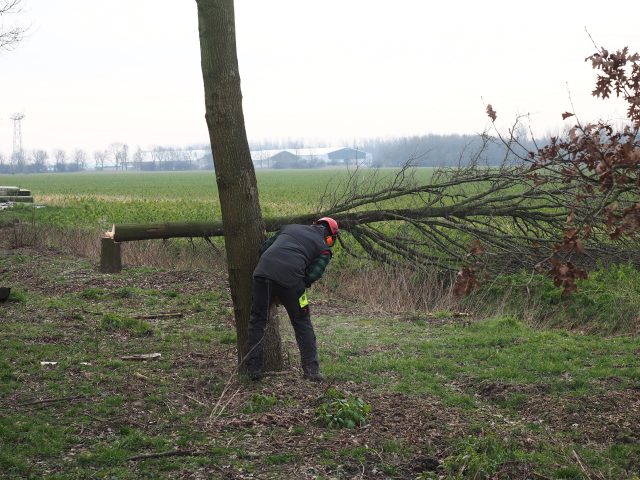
[189,352,214,358]
[134,313,184,320]
[17,395,88,407]
[181,393,207,406]
[572,449,602,480]
[121,353,161,361]
[128,449,200,461]
[210,387,241,420]
[427,311,471,317]
[531,472,553,480]
[133,371,152,381]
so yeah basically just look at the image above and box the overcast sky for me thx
[1,1,639,155]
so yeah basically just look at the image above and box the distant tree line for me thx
[250,133,543,169]
[360,134,541,167]
[0,134,545,174]
[0,148,89,174]
[0,143,215,174]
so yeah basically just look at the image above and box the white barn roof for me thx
[250,146,367,161]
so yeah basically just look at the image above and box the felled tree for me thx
[484,46,640,293]
[157,12,640,376]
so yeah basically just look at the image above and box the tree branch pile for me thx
[317,156,638,282]
[111,153,638,286]
[482,45,640,292]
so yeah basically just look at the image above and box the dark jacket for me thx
[253,224,332,289]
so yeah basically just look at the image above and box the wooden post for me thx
[100,236,122,273]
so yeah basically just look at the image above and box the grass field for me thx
[1,250,639,479]
[0,170,422,228]
[2,171,640,478]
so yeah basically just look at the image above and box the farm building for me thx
[118,148,212,171]
[109,146,370,171]
[250,147,371,168]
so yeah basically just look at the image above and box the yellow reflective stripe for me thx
[298,290,309,308]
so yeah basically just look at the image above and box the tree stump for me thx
[100,236,122,273]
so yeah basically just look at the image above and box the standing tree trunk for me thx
[196,0,284,371]
[263,304,284,371]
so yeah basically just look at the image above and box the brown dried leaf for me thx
[468,239,485,256]
[486,104,497,122]
[453,267,480,297]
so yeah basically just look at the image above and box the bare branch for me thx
[0,0,24,51]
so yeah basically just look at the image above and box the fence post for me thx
[100,236,122,273]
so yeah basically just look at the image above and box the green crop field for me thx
[0,170,432,229]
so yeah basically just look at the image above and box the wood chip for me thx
[120,353,161,361]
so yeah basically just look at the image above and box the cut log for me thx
[110,222,224,242]
[0,186,20,196]
[0,196,34,203]
[109,200,551,242]
[100,236,122,273]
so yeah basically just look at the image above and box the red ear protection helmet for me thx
[315,217,339,246]
[315,217,339,236]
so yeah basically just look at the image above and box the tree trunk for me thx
[196,0,283,371]
[100,236,122,273]
[109,222,224,242]
[263,304,284,371]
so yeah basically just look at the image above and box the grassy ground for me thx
[2,245,639,479]
[466,265,640,335]
[0,169,430,228]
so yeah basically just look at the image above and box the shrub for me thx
[79,288,105,299]
[219,331,236,345]
[315,389,370,429]
[7,290,27,303]
[113,287,136,299]
[99,314,153,336]
[470,264,640,334]
[242,393,278,414]
[442,433,524,478]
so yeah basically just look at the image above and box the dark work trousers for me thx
[245,276,318,373]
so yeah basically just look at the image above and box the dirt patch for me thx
[198,376,465,478]
[448,379,550,402]
[519,389,640,445]
[474,380,551,399]
[1,246,226,295]
[452,378,640,445]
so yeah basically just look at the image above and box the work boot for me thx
[303,370,324,382]
[245,341,264,381]
[302,361,324,382]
